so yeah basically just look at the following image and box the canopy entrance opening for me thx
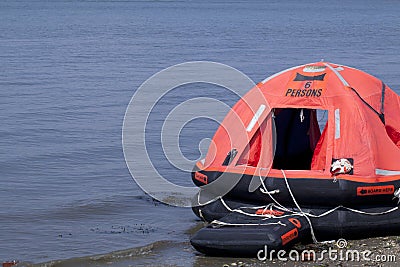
[272,108,328,170]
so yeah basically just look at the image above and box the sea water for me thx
[0,0,399,265]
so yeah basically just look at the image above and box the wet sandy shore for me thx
[174,236,399,267]
[17,233,398,267]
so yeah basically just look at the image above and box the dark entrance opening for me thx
[272,108,325,170]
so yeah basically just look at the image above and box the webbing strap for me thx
[380,81,386,124]
[350,86,385,125]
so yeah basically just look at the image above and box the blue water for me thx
[0,0,399,264]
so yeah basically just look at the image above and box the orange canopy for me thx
[204,62,400,178]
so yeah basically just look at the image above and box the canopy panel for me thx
[204,62,400,177]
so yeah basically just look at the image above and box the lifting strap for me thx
[350,81,386,125]
[380,81,386,124]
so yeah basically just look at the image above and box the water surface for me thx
[0,0,399,265]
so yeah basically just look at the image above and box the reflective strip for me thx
[261,64,306,84]
[324,63,350,87]
[335,109,340,139]
[246,104,265,132]
[303,66,326,73]
[375,169,400,176]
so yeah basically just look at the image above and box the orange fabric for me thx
[385,125,400,147]
[195,161,400,183]
[311,122,328,170]
[237,128,262,166]
[202,62,400,180]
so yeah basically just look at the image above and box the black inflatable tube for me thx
[192,169,400,206]
[191,215,309,256]
[190,198,400,256]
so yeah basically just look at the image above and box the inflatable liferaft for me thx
[192,62,400,207]
[190,62,400,257]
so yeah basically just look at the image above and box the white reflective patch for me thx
[376,169,400,176]
[246,104,266,132]
[335,109,340,139]
[200,158,205,165]
[261,64,306,84]
[303,65,326,73]
[335,67,344,71]
[324,63,350,87]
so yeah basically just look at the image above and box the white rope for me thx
[279,170,398,244]
[278,170,399,217]
[198,169,399,238]
[220,197,273,211]
[260,188,280,195]
[256,169,399,244]
[258,169,289,211]
[337,206,398,216]
[223,195,399,219]
[198,209,206,222]
[232,170,399,219]
[220,198,284,218]
[280,169,334,245]
[211,219,286,227]
[196,189,223,206]
[300,108,304,122]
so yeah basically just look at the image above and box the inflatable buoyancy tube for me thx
[190,213,309,256]
[192,168,400,207]
[192,198,254,222]
[192,197,297,222]
[190,198,400,256]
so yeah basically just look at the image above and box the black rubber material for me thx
[191,214,309,256]
[192,169,400,206]
[191,198,400,256]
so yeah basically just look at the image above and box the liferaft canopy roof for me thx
[204,62,400,177]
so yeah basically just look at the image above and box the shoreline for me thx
[16,234,399,267]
